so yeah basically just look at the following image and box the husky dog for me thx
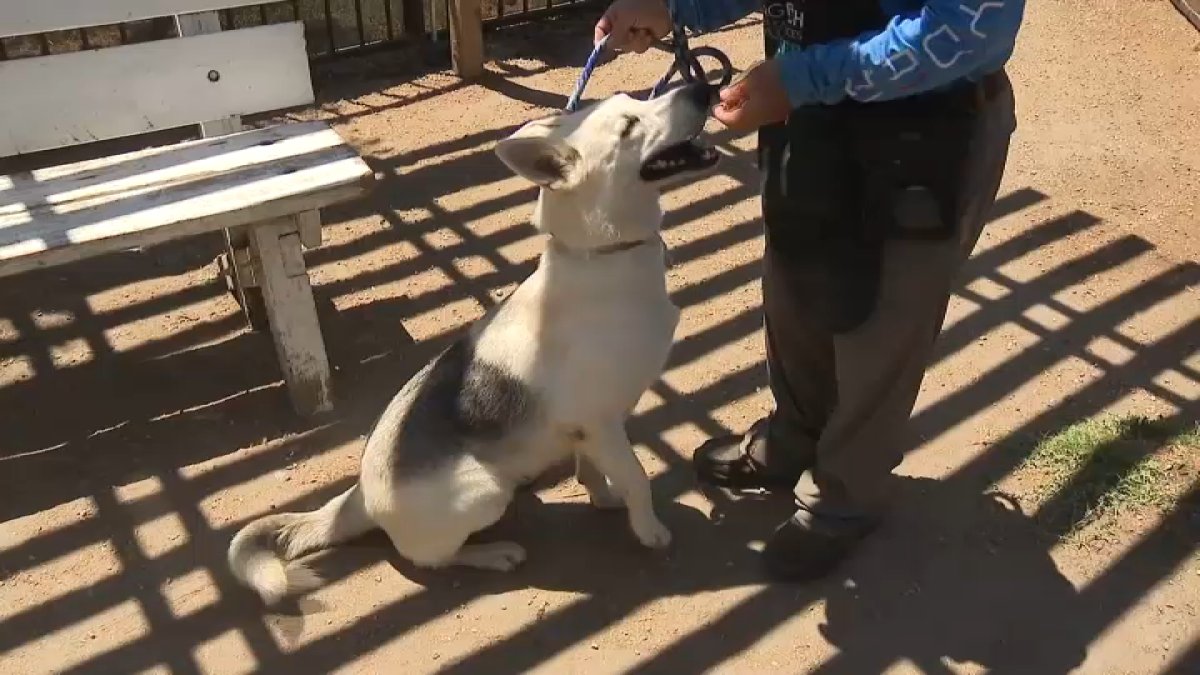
[228,82,720,604]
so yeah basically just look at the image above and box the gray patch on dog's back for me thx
[385,338,537,474]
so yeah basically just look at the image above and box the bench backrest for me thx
[0,1,315,158]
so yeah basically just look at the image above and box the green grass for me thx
[1021,415,1199,535]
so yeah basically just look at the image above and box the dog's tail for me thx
[227,483,375,604]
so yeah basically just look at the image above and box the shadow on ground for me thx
[1,16,1197,675]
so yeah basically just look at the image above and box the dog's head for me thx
[496,83,719,245]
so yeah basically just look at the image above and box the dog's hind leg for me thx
[577,421,671,549]
[373,472,526,572]
[376,511,527,572]
[380,518,527,572]
[446,542,527,571]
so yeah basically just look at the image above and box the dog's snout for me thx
[682,81,717,108]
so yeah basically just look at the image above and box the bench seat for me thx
[0,121,373,278]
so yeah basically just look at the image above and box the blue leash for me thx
[564,27,734,113]
[564,34,614,113]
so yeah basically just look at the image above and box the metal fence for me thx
[0,0,594,62]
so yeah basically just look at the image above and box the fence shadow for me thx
[1,17,1197,675]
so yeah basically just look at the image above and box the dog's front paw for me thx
[632,516,672,549]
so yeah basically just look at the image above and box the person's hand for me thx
[713,60,792,132]
[594,0,672,52]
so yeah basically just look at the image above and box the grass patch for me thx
[1020,415,1199,536]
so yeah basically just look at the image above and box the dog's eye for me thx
[620,115,640,139]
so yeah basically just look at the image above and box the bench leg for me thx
[249,216,333,416]
[220,209,321,331]
[219,226,269,331]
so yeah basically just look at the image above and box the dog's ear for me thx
[495,124,582,190]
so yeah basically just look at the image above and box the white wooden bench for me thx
[0,1,376,416]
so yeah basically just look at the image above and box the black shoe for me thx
[692,420,802,492]
[762,507,878,582]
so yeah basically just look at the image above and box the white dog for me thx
[228,82,720,604]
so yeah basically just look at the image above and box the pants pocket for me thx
[850,108,978,242]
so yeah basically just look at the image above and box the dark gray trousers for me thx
[756,73,1017,521]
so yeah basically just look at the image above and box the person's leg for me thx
[765,75,1018,581]
[692,236,839,488]
[762,234,839,467]
[693,115,847,490]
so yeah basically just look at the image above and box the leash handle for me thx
[565,26,733,112]
[647,25,735,100]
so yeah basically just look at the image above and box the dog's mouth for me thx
[639,137,720,181]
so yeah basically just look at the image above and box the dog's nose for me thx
[682,81,717,108]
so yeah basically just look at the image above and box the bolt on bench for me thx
[0,1,376,416]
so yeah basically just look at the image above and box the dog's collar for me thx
[549,235,661,258]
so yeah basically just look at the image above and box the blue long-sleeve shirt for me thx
[669,0,1026,107]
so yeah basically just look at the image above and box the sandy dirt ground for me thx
[1,1,1198,673]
